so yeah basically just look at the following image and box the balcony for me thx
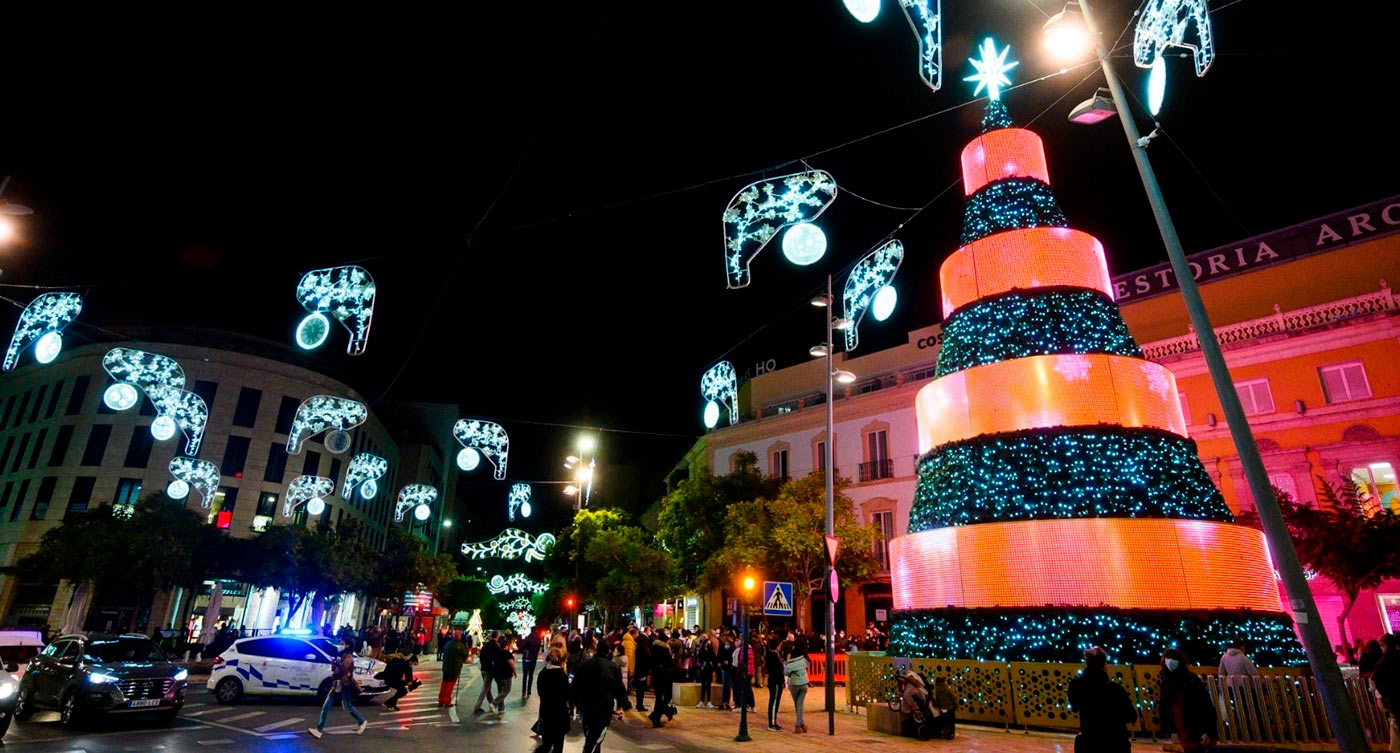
[858,459,894,482]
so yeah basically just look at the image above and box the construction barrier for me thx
[806,652,848,685]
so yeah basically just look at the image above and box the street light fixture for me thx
[1048,3,1369,748]
[808,344,829,358]
[833,370,857,385]
[1042,3,1092,63]
[735,571,759,743]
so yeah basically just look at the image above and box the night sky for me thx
[1,2,1394,534]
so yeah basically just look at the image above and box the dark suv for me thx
[15,633,187,726]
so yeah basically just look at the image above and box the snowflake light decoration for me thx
[487,573,549,596]
[460,529,556,562]
[395,484,438,523]
[168,456,220,507]
[964,37,1018,101]
[508,483,532,521]
[4,292,83,371]
[343,453,388,500]
[286,395,368,454]
[700,361,738,429]
[842,240,904,352]
[453,418,509,480]
[722,170,837,289]
[506,609,535,635]
[102,348,208,456]
[1133,0,1214,114]
[284,475,335,517]
[899,0,943,93]
[502,596,534,612]
[295,265,377,355]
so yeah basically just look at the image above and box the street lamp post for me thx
[736,574,757,742]
[1055,3,1368,749]
[565,435,598,629]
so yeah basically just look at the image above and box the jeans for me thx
[648,675,672,723]
[699,666,713,704]
[493,675,513,710]
[581,712,611,753]
[317,689,365,731]
[766,683,784,726]
[475,673,496,710]
[719,668,732,706]
[790,685,807,728]
[533,728,565,753]
[522,659,537,695]
[632,675,648,710]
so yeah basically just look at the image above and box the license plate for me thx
[129,699,161,708]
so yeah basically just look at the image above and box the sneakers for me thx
[767,724,782,732]
[307,729,323,739]
[357,720,367,735]
[706,702,715,709]
[695,702,705,709]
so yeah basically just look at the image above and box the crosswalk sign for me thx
[762,581,794,617]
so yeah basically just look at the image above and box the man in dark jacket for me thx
[648,630,675,728]
[474,632,501,714]
[632,629,651,712]
[382,654,420,710]
[520,628,542,699]
[1068,647,1137,753]
[572,641,632,753]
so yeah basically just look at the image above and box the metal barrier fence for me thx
[844,652,1393,747]
[806,653,848,685]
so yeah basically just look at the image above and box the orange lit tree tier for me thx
[888,100,1304,665]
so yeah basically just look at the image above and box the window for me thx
[32,477,56,520]
[1269,474,1298,504]
[44,380,63,419]
[211,487,237,529]
[862,429,892,481]
[1350,463,1399,515]
[27,428,47,469]
[124,427,154,468]
[270,638,320,662]
[65,375,90,416]
[274,396,300,435]
[66,477,96,516]
[232,387,262,428]
[0,395,13,426]
[328,457,342,487]
[1177,392,1191,425]
[12,391,30,429]
[1320,362,1372,404]
[253,493,278,532]
[221,436,251,477]
[0,437,13,471]
[1233,379,1275,415]
[872,510,895,572]
[816,441,827,472]
[301,450,321,478]
[264,443,288,483]
[113,478,143,506]
[770,449,788,482]
[11,433,30,473]
[47,425,73,467]
[81,425,112,466]
[28,386,46,424]
[237,638,279,658]
[191,380,218,412]
[0,482,11,512]
[9,480,30,522]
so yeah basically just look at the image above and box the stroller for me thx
[888,670,943,740]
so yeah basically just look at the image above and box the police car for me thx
[207,635,388,703]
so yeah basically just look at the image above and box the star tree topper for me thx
[964,37,1018,101]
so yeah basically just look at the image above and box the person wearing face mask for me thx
[1158,649,1218,750]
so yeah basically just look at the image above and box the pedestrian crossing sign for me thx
[762,581,794,617]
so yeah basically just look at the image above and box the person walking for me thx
[474,632,501,714]
[632,627,651,712]
[492,633,517,716]
[521,627,542,699]
[1218,640,1259,676]
[307,638,368,738]
[381,654,420,711]
[783,638,810,734]
[696,632,717,709]
[717,634,735,710]
[1159,649,1218,750]
[764,637,785,731]
[1068,647,1136,753]
[532,648,571,753]
[440,631,469,708]
[573,641,632,753]
[648,629,675,728]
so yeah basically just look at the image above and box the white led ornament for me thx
[487,573,550,596]
[4,292,82,371]
[452,419,508,480]
[343,453,388,499]
[898,0,943,93]
[508,483,532,522]
[395,485,438,522]
[1133,0,1214,116]
[781,222,827,266]
[167,480,190,500]
[964,37,1018,101]
[294,265,376,355]
[284,475,335,517]
[151,415,177,441]
[700,362,738,428]
[842,239,904,351]
[169,456,219,507]
[307,497,326,516]
[722,170,837,288]
[843,0,880,23]
[461,529,556,562]
[101,348,208,456]
[286,395,367,454]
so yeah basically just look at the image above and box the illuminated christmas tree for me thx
[886,40,1303,665]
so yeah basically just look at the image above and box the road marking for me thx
[264,734,300,740]
[253,717,305,732]
[183,703,209,709]
[196,740,234,746]
[638,746,675,750]
[184,707,238,717]
[218,711,266,722]
[123,746,166,751]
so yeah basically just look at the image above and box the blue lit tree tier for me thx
[907,426,1232,532]
[960,178,1067,246]
[888,607,1305,667]
[935,288,1142,378]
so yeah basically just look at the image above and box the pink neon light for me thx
[940,227,1113,317]
[961,128,1050,196]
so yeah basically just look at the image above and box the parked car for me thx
[0,629,45,679]
[0,666,18,738]
[207,635,388,703]
[15,633,188,727]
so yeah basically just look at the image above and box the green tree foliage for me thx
[540,508,628,607]
[586,526,675,629]
[712,473,879,631]
[656,451,775,591]
[370,528,457,602]
[437,577,505,629]
[1273,479,1400,645]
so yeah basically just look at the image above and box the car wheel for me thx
[60,693,83,728]
[13,685,35,721]
[215,677,244,704]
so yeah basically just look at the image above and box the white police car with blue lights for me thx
[207,635,387,703]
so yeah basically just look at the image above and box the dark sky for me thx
[1,1,1395,533]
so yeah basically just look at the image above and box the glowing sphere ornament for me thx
[151,415,177,441]
[295,312,331,350]
[284,475,335,517]
[873,285,898,321]
[781,222,827,266]
[508,484,532,522]
[361,479,377,499]
[104,383,140,412]
[286,395,367,454]
[169,457,219,507]
[4,292,83,371]
[395,484,438,522]
[414,503,431,521]
[167,479,190,500]
[453,419,509,480]
[700,362,738,428]
[1147,56,1166,116]
[307,497,326,516]
[520,501,532,518]
[324,429,351,455]
[457,447,481,471]
[343,453,387,499]
[34,331,63,364]
[843,0,880,22]
[703,400,720,429]
[722,170,837,288]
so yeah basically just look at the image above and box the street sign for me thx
[824,535,840,565]
[829,570,840,604]
[762,581,794,617]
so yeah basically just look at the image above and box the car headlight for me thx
[174,669,188,682]
[89,672,119,685]
[0,682,15,699]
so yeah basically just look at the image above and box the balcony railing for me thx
[859,459,894,482]
[1140,281,1398,359]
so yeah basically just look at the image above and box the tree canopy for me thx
[656,451,775,591]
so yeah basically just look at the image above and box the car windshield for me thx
[83,638,166,664]
[310,639,339,659]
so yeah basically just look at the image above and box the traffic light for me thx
[566,597,575,609]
